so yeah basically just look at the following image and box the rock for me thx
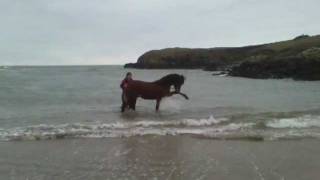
[211,71,227,76]
[229,56,320,80]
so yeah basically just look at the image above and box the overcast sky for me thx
[0,0,319,65]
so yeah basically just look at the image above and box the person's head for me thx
[126,72,132,79]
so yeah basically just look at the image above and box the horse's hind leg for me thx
[129,97,137,111]
[132,97,137,110]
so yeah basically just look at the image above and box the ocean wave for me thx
[266,115,320,128]
[99,115,229,128]
[1,114,320,141]
[0,116,248,141]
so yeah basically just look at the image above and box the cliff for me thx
[125,35,320,80]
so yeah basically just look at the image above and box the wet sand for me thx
[1,136,320,180]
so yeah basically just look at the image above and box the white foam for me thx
[267,115,320,128]
[160,98,182,110]
[1,115,320,141]
[117,115,229,128]
[0,117,249,141]
[180,115,228,126]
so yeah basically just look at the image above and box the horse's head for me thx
[172,74,185,92]
[156,74,185,92]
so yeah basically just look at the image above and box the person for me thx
[120,72,133,90]
[120,72,133,111]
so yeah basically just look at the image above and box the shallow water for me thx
[0,65,320,141]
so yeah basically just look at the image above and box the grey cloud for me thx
[0,0,319,65]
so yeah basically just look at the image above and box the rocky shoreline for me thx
[125,35,320,80]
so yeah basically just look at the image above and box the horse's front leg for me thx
[155,98,161,112]
[121,102,126,112]
[167,91,189,100]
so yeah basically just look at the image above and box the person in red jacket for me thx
[120,72,133,111]
[120,72,133,90]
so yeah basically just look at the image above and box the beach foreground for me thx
[1,136,319,180]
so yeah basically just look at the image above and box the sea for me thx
[1,65,320,179]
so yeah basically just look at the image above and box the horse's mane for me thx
[153,74,185,86]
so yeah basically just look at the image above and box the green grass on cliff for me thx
[266,35,320,52]
[126,34,320,70]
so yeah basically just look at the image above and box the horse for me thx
[121,74,188,112]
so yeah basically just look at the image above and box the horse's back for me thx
[127,80,166,99]
[129,80,152,85]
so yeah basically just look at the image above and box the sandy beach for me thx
[1,136,320,180]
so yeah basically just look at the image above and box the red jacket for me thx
[120,78,132,90]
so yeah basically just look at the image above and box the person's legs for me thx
[121,92,127,112]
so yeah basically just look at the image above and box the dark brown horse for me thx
[121,74,188,112]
